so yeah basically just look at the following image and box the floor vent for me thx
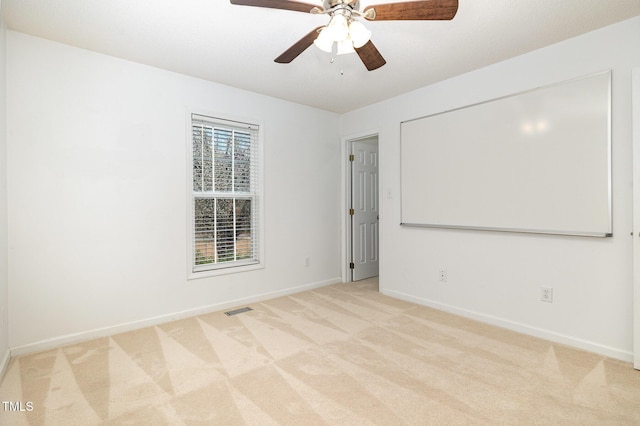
[224,307,253,316]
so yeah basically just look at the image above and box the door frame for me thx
[632,67,639,370]
[342,131,380,282]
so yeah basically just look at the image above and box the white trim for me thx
[383,288,633,363]
[341,129,381,283]
[0,348,10,383]
[632,67,640,370]
[188,260,263,280]
[10,277,340,357]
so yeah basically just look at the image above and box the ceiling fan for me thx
[229,0,458,71]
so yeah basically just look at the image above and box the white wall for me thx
[0,3,10,371]
[341,17,640,361]
[6,31,341,352]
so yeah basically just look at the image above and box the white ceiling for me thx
[2,0,639,113]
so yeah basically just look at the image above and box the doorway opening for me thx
[347,135,379,282]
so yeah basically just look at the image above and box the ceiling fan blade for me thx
[355,40,387,71]
[230,0,320,13]
[275,27,322,63]
[364,0,458,21]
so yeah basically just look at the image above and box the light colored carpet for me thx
[1,278,639,425]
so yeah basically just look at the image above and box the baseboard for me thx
[382,288,634,363]
[0,347,10,383]
[11,277,342,357]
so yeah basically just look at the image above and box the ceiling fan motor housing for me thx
[324,0,360,11]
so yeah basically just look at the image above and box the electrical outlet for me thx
[439,270,447,282]
[540,287,553,303]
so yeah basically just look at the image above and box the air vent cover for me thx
[224,307,253,316]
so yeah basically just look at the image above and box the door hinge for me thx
[349,262,355,269]
[349,208,354,216]
[349,154,354,161]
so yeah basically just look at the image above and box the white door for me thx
[350,138,379,281]
[632,68,640,370]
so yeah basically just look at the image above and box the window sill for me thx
[187,260,263,280]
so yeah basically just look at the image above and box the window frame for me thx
[186,111,264,279]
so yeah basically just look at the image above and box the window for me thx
[190,114,261,274]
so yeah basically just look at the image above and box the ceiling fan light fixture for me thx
[313,27,334,53]
[348,20,371,48]
[326,14,349,41]
[336,37,355,55]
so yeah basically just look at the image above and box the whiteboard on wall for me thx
[400,71,612,237]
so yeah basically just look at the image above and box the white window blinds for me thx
[191,114,260,272]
